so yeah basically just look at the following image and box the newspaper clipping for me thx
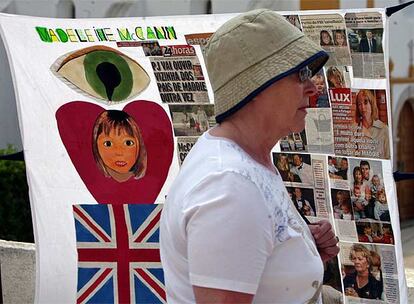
[279,130,307,152]
[332,89,390,159]
[329,156,393,241]
[283,14,303,31]
[345,12,386,78]
[145,42,209,103]
[340,242,398,303]
[305,108,334,154]
[169,104,215,137]
[177,137,198,166]
[309,69,330,108]
[184,32,213,48]
[300,14,352,67]
[273,152,330,220]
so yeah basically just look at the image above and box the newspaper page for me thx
[300,14,352,67]
[145,42,209,103]
[169,104,215,137]
[345,12,386,79]
[283,14,303,31]
[329,156,393,240]
[332,89,390,159]
[176,136,198,166]
[340,242,398,303]
[184,32,213,48]
[272,152,330,220]
[305,108,334,154]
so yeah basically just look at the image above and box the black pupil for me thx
[96,62,121,101]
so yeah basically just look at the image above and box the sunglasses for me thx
[298,66,312,82]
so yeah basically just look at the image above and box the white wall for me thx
[0,240,35,304]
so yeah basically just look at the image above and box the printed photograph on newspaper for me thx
[340,242,399,303]
[332,89,390,159]
[345,12,386,79]
[300,14,352,67]
[273,152,330,220]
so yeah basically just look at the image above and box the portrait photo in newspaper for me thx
[356,222,395,245]
[286,186,317,218]
[332,89,389,159]
[345,12,386,78]
[309,69,330,108]
[279,131,307,152]
[169,104,214,137]
[340,242,399,303]
[331,188,353,221]
[304,108,334,154]
[348,158,388,222]
[273,152,314,185]
[301,14,352,67]
[176,136,198,166]
[284,14,302,30]
[329,156,349,181]
[326,65,351,89]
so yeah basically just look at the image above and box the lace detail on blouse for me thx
[221,141,304,244]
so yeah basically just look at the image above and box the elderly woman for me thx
[343,244,383,299]
[160,9,339,303]
[354,89,390,159]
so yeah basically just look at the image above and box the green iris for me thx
[84,50,133,102]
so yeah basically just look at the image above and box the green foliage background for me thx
[0,146,33,242]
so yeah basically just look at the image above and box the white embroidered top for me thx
[160,132,323,303]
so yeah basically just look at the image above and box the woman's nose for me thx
[304,79,317,96]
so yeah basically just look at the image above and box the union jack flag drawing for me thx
[73,203,166,304]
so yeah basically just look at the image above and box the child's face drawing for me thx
[97,128,139,174]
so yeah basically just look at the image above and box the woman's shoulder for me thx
[372,119,388,130]
[343,272,357,284]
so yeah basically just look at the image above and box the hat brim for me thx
[215,35,329,123]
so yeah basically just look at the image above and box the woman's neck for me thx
[356,270,369,288]
[210,121,278,173]
[357,269,369,279]
[362,117,373,129]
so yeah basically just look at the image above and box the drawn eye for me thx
[53,45,150,102]
[124,140,135,146]
[103,140,112,147]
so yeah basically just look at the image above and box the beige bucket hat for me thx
[203,9,329,123]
